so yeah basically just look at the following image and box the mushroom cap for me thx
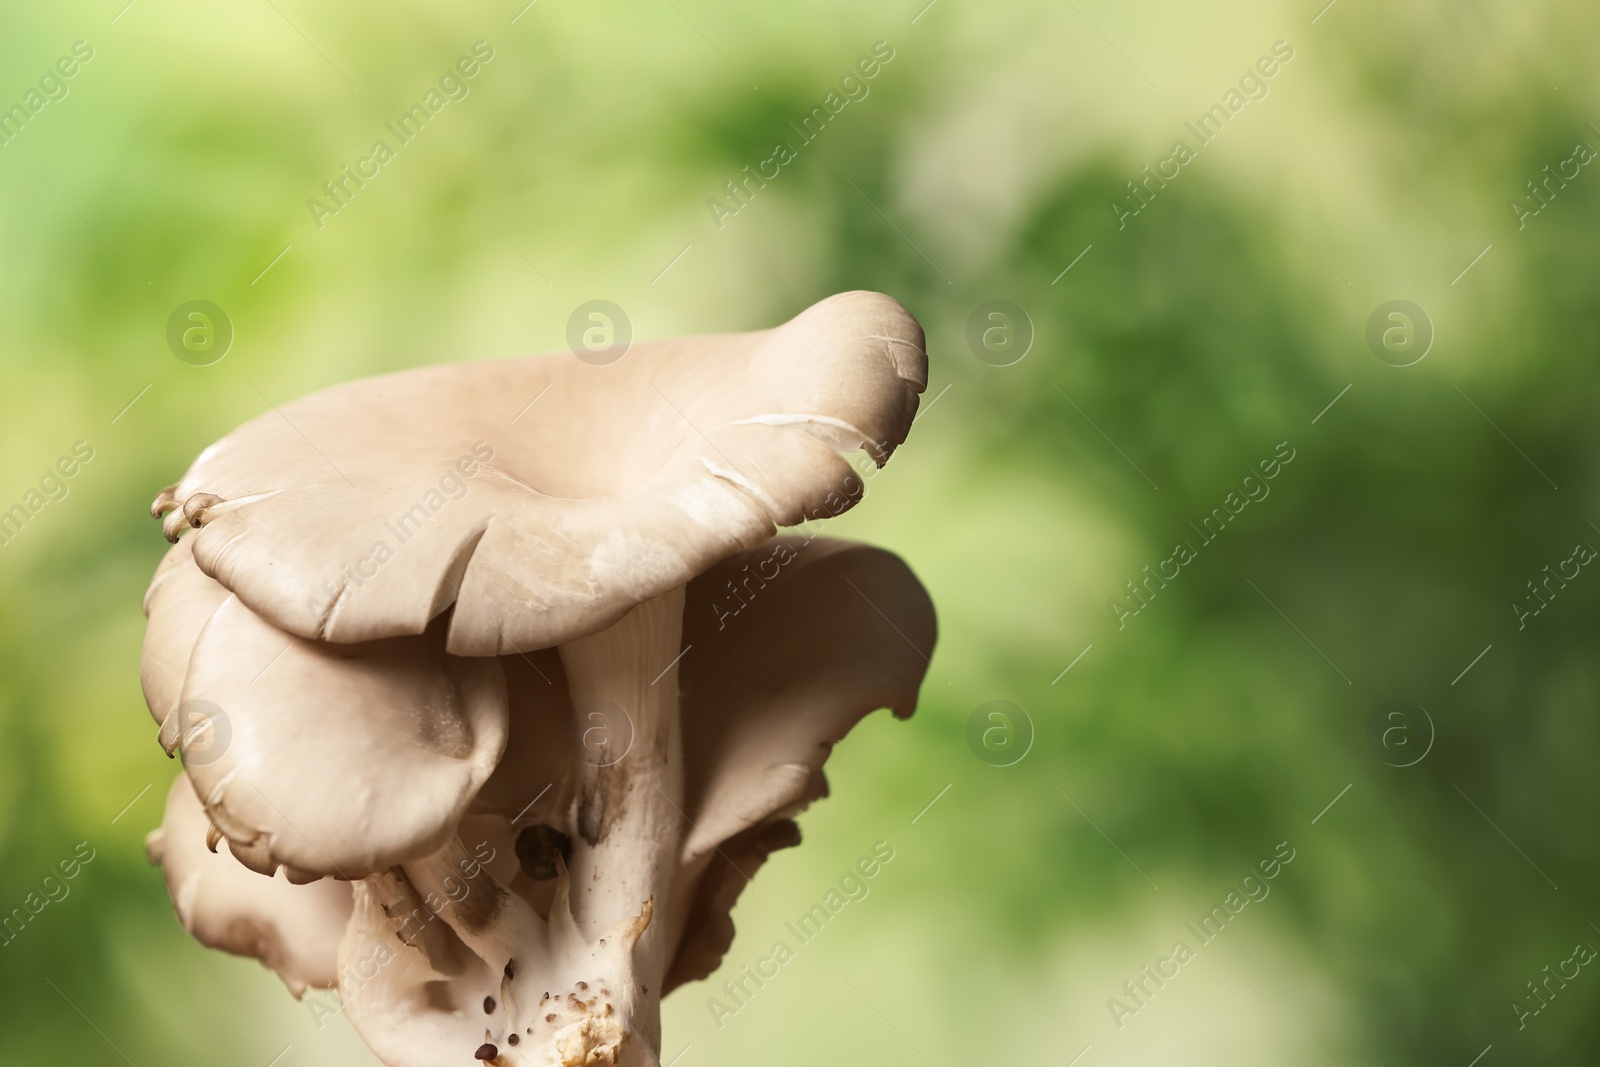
[160,291,925,655]
[178,595,508,878]
[676,536,936,860]
[665,818,803,994]
[139,536,230,750]
[664,535,937,986]
[145,774,353,996]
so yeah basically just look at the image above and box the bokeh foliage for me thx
[1,0,1598,1063]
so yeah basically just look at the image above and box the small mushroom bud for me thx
[149,485,178,519]
[161,507,191,543]
[182,492,224,528]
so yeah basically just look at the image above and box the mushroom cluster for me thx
[139,291,937,1066]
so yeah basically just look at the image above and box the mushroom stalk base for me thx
[397,844,655,1067]
[340,590,690,1067]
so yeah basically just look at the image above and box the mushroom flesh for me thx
[139,291,936,1066]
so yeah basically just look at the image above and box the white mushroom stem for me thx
[557,586,688,1043]
[381,589,687,1066]
[400,839,655,1066]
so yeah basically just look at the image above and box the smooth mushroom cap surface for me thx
[666,535,936,985]
[158,290,926,655]
[676,536,935,858]
[145,774,353,996]
[139,536,230,750]
[179,597,508,878]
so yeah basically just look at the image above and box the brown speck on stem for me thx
[576,981,588,991]
[484,995,496,1013]
[507,1033,520,1046]
[504,959,516,981]
[544,1013,557,1023]
[473,1043,498,1061]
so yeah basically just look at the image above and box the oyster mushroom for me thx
[144,773,353,997]
[140,291,936,1066]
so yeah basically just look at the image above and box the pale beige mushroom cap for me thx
[666,535,936,986]
[677,537,934,855]
[157,291,926,655]
[139,536,229,751]
[139,534,513,883]
[177,597,508,878]
[145,774,353,996]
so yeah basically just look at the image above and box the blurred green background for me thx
[2,0,1598,1063]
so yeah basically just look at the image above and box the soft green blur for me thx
[2,0,1598,1063]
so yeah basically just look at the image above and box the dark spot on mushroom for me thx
[484,996,496,1013]
[508,1033,519,1046]
[421,981,454,1012]
[540,992,549,1003]
[514,824,572,881]
[576,981,588,991]
[545,1013,557,1023]
[451,865,508,934]
[578,764,633,845]
[504,959,516,981]
[473,1043,498,1061]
